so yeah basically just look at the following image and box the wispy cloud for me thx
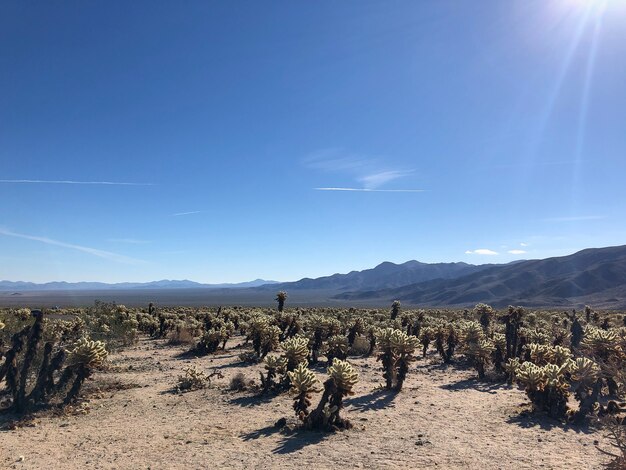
[107,238,151,244]
[465,249,499,255]
[358,170,412,189]
[0,179,153,186]
[508,249,527,255]
[520,242,529,247]
[304,148,422,192]
[0,228,144,264]
[171,211,202,217]
[315,187,425,193]
[542,215,606,222]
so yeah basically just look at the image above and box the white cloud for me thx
[465,249,499,255]
[0,228,144,264]
[520,242,528,247]
[305,148,418,191]
[0,179,153,186]
[171,211,202,216]
[358,170,412,189]
[508,249,527,255]
[315,187,425,193]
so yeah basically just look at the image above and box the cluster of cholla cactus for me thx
[458,321,495,379]
[244,316,281,361]
[261,355,287,393]
[303,359,358,431]
[325,335,349,364]
[0,311,108,414]
[433,321,459,364]
[305,315,342,364]
[196,323,233,355]
[376,328,419,391]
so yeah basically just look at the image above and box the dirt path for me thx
[0,337,612,469]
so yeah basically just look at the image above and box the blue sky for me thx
[1,0,626,283]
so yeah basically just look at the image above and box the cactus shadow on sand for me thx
[344,388,397,412]
[240,425,327,454]
[439,377,510,394]
[506,410,597,434]
[229,392,276,407]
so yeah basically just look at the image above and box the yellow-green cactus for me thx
[328,359,358,394]
[281,336,309,369]
[68,337,108,368]
[288,362,321,395]
[567,357,600,384]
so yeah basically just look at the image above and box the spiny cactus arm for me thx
[327,359,359,395]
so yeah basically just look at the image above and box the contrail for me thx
[0,179,153,186]
[315,187,426,193]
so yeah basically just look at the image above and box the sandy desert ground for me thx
[1,336,614,469]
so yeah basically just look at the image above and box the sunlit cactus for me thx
[281,336,310,371]
[288,362,321,420]
[567,357,600,385]
[327,358,359,395]
[68,337,108,368]
[304,359,359,431]
[515,362,546,392]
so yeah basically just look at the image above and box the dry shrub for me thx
[349,335,370,356]
[229,372,249,391]
[168,326,196,346]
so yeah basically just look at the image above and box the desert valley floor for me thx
[1,336,613,469]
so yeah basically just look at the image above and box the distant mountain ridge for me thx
[267,260,500,291]
[335,245,626,308]
[0,278,278,292]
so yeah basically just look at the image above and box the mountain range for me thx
[2,245,625,308]
[0,279,278,292]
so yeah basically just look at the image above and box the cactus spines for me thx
[327,358,359,395]
[288,362,321,420]
[281,336,310,371]
[68,337,108,368]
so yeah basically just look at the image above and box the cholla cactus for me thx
[568,357,600,385]
[392,330,419,390]
[474,303,495,332]
[288,362,321,420]
[419,326,435,357]
[275,291,288,312]
[391,300,401,320]
[327,358,359,395]
[325,335,349,364]
[513,361,569,418]
[459,322,493,380]
[0,320,5,330]
[433,321,459,364]
[261,355,287,393]
[68,338,108,368]
[305,359,359,431]
[177,365,209,392]
[375,328,419,390]
[281,336,309,371]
